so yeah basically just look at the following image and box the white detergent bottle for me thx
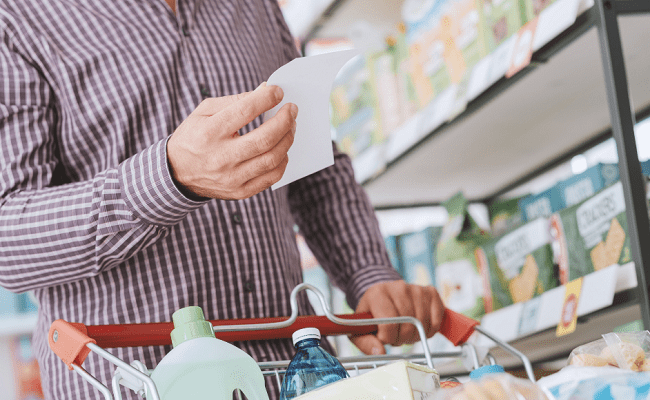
[147,306,269,400]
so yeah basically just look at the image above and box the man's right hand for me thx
[167,83,297,200]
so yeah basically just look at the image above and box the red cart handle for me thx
[49,308,479,365]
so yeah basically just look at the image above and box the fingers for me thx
[350,334,386,356]
[354,281,447,351]
[211,84,284,135]
[237,102,297,162]
[238,154,289,195]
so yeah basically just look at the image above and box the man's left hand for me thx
[350,280,444,355]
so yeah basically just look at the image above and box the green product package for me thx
[476,218,558,313]
[551,181,632,285]
[476,0,524,51]
[436,192,491,319]
[488,197,524,236]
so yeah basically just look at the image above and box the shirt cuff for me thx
[118,137,209,226]
[345,266,403,310]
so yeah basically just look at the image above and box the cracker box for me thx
[520,0,559,24]
[519,185,564,222]
[551,181,632,284]
[436,192,491,319]
[557,163,619,208]
[476,218,558,312]
[397,227,442,287]
[476,0,524,51]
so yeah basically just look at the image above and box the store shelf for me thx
[0,314,38,337]
[359,9,650,208]
[432,263,640,376]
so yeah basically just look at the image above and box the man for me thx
[0,0,445,399]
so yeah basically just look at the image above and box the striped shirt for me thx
[0,1,401,399]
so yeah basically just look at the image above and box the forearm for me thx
[288,144,401,309]
[0,139,207,292]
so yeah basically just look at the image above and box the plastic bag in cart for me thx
[432,373,551,400]
[538,367,650,400]
[567,331,650,371]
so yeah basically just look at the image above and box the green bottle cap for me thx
[170,306,215,348]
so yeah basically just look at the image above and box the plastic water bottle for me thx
[147,306,269,400]
[279,328,349,400]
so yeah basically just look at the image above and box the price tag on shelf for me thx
[518,296,542,337]
[556,277,583,337]
[506,18,538,79]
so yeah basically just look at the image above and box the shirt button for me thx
[243,280,255,293]
[232,213,242,225]
[200,86,211,98]
[182,26,190,37]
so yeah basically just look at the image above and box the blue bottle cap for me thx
[469,365,505,380]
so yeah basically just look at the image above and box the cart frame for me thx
[48,283,534,400]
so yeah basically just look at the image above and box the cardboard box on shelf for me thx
[476,0,524,51]
[520,0,559,24]
[397,227,442,287]
[476,218,559,313]
[330,55,383,159]
[557,163,620,208]
[519,185,564,222]
[551,181,632,285]
[436,192,491,319]
[488,196,524,236]
[402,0,486,109]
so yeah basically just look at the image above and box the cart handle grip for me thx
[49,320,96,370]
[50,309,478,350]
[62,313,375,349]
[440,309,480,346]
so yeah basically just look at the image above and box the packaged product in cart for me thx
[567,331,650,371]
[539,366,650,400]
[551,181,632,284]
[433,373,550,400]
[148,306,269,400]
[436,192,491,319]
[291,360,439,400]
[475,218,559,312]
[280,328,349,400]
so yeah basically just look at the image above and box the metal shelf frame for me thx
[594,0,650,329]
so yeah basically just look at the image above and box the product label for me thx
[495,218,551,278]
[407,366,439,399]
[576,182,625,247]
[525,197,552,221]
[565,178,596,207]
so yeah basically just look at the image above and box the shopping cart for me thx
[48,283,535,400]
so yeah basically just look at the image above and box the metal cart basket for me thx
[48,283,535,400]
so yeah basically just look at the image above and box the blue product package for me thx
[557,163,620,207]
[0,287,18,317]
[384,235,401,276]
[397,227,441,287]
[18,292,39,314]
[642,160,650,177]
[518,186,564,222]
[547,371,650,400]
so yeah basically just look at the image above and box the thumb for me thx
[195,91,250,116]
[350,334,385,356]
[194,81,267,117]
